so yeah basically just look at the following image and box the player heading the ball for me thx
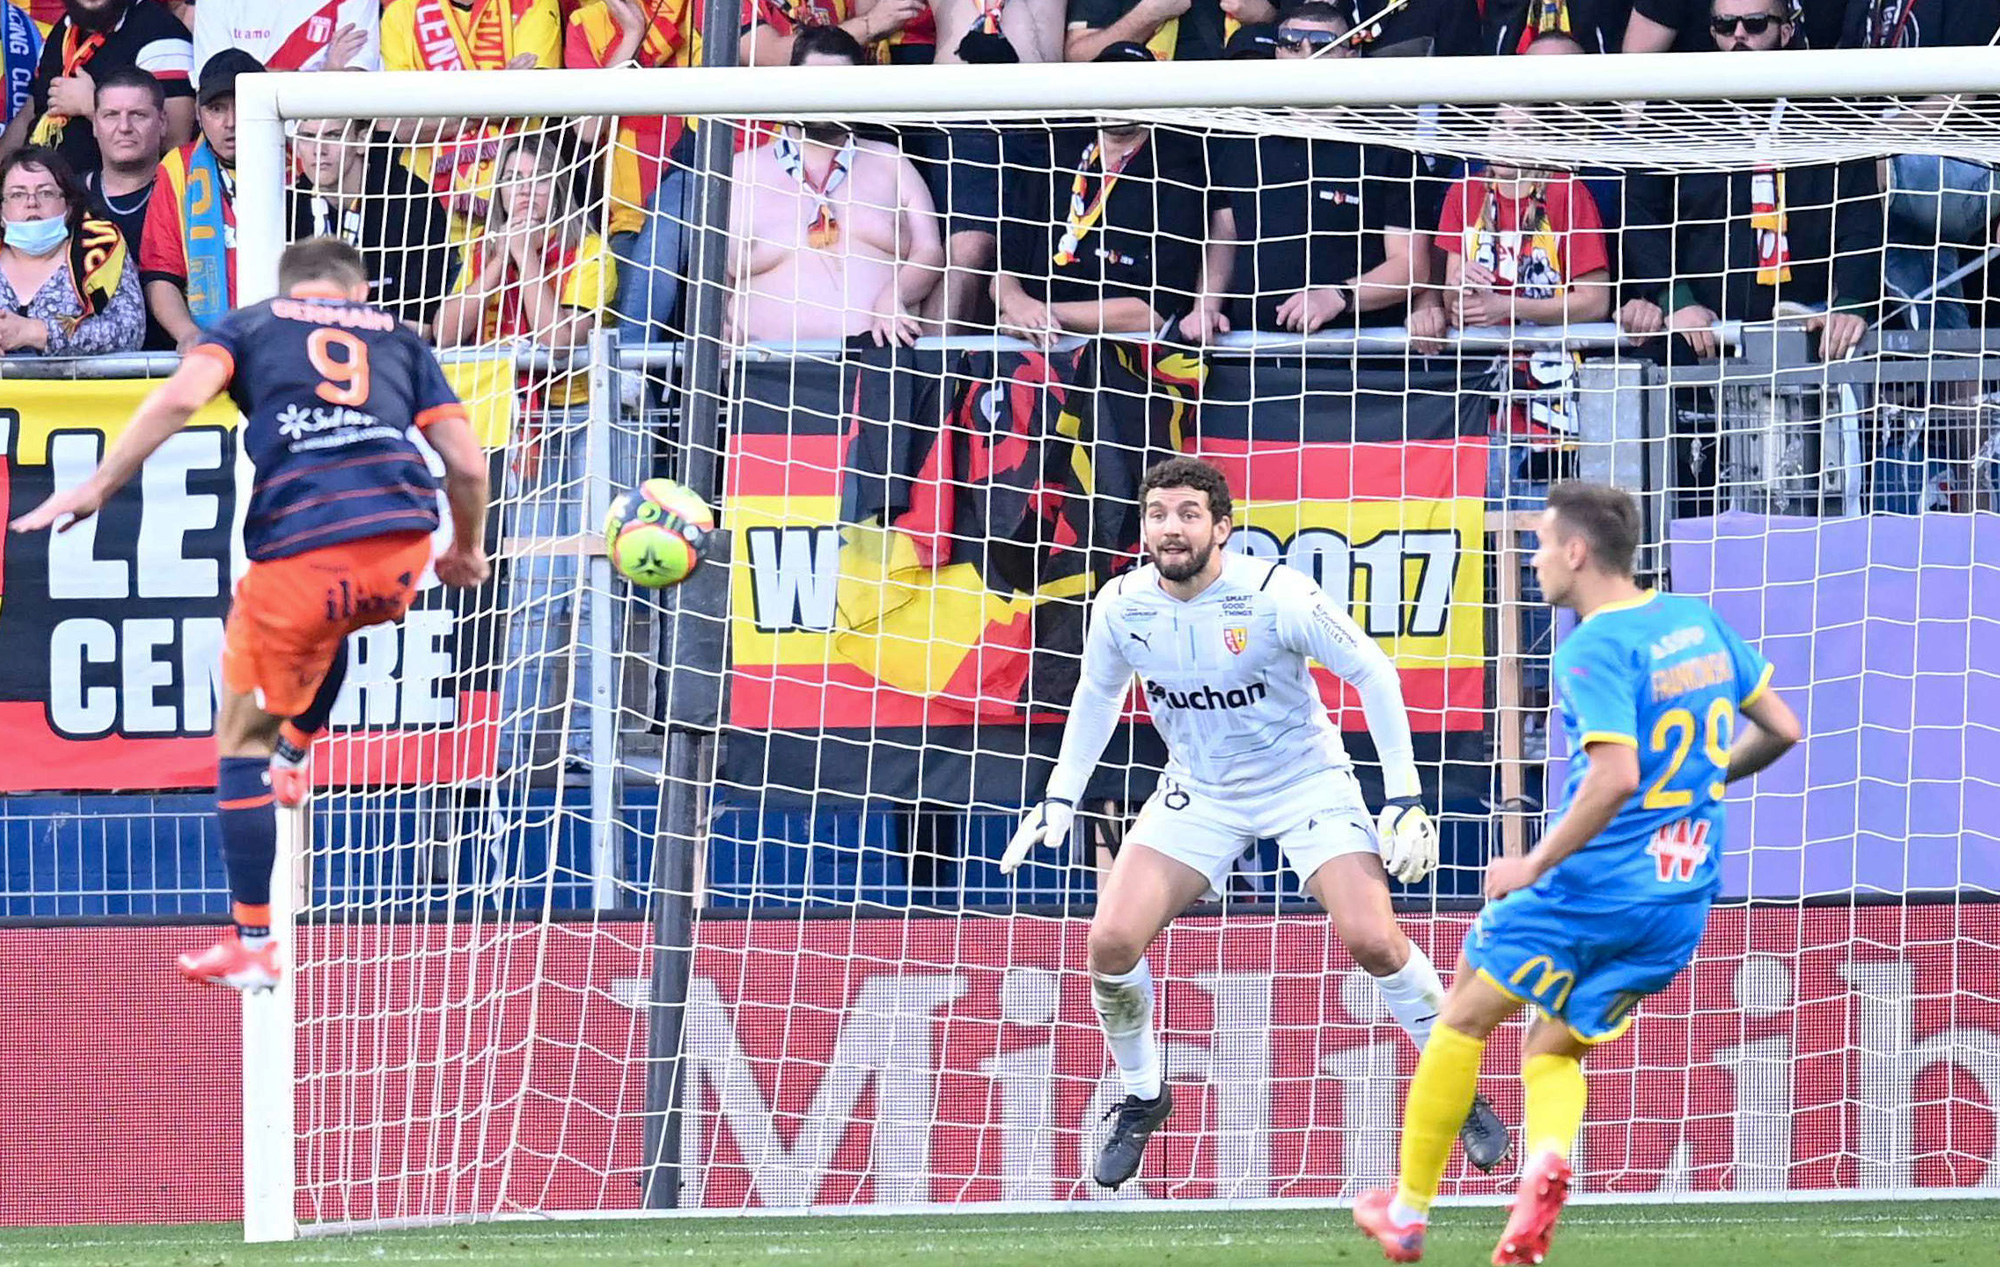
[1002,455,1513,1190]
[1352,482,1803,1265]
[9,236,492,994]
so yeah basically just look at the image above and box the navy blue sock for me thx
[277,641,349,765]
[218,756,277,939]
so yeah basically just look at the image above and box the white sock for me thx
[1091,959,1162,1100]
[1388,1196,1428,1226]
[1373,942,1446,1050]
[239,928,272,950]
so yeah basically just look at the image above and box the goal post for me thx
[229,49,2000,1241]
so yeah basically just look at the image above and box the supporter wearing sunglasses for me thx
[1708,0,1793,50]
[1273,23,1353,57]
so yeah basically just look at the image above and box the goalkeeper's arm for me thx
[1279,583,1436,882]
[1000,609,1132,875]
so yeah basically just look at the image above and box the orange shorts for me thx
[222,531,433,717]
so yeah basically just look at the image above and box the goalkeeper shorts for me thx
[1124,766,1378,898]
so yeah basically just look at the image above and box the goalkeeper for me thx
[1002,455,1511,1189]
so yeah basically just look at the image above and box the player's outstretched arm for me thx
[8,352,230,534]
[1000,603,1132,876]
[1727,688,1802,784]
[424,413,492,589]
[1280,584,1437,883]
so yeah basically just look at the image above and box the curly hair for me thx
[1138,456,1235,522]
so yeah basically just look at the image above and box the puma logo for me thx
[1127,630,1152,650]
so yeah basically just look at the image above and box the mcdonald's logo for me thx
[1509,956,1576,1010]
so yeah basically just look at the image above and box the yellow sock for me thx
[1522,1053,1588,1161]
[1394,1024,1486,1215]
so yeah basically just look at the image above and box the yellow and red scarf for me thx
[27,21,106,147]
[1751,167,1791,286]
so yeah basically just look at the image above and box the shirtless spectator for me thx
[726,27,942,344]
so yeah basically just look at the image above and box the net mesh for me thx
[265,81,2000,1229]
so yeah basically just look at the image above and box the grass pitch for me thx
[4,1202,1996,1267]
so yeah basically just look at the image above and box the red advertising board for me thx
[2,906,1994,1226]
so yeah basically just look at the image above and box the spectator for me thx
[1067,0,1232,61]
[1625,0,1845,49]
[433,133,616,362]
[1486,0,1630,53]
[288,116,456,331]
[380,0,563,220]
[1435,144,1613,332]
[140,47,256,350]
[1272,0,1485,56]
[0,144,143,354]
[740,0,930,65]
[914,0,1069,329]
[996,47,1216,343]
[566,0,693,343]
[433,132,620,777]
[84,64,168,347]
[1619,0,1879,361]
[1843,0,2000,331]
[0,0,194,176]
[1193,5,1434,340]
[725,27,942,343]
[193,0,382,78]
[2,3,44,136]
[82,64,164,250]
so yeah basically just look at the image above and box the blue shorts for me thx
[1461,884,1711,1044]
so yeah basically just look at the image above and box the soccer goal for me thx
[229,47,2000,1241]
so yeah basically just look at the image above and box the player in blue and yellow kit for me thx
[10,237,491,993]
[1354,483,1802,1265]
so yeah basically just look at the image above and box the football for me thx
[602,478,714,588]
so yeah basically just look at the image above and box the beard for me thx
[66,0,126,33]
[1153,538,1213,583]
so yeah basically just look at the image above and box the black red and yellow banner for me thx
[723,346,1492,805]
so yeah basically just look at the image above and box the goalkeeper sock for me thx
[1521,1053,1588,1162]
[1091,959,1162,1100]
[1373,943,1445,1050]
[277,643,349,767]
[218,756,277,945]
[1394,1023,1486,1219]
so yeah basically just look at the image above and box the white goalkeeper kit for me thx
[1008,552,1439,890]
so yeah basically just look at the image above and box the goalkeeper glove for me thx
[1000,798,1075,876]
[1376,796,1439,884]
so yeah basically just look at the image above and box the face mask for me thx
[4,215,68,256]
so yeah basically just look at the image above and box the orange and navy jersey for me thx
[190,293,465,562]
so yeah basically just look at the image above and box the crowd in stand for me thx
[0,0,1993,367]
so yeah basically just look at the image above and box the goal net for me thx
[229,53,2000,1238]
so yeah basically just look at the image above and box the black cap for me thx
[1225,25,1282,59]
[1094,41,1156,63]
[197,49,266,108]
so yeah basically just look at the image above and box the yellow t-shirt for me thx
[452,231,617,407]
[381,0,567,193]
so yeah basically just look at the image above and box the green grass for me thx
[4,1202,1996,1267]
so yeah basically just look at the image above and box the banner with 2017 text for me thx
[723,346,1492,808]
[0,375,511,793]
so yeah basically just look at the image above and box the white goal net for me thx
[226,53,2000,1238]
